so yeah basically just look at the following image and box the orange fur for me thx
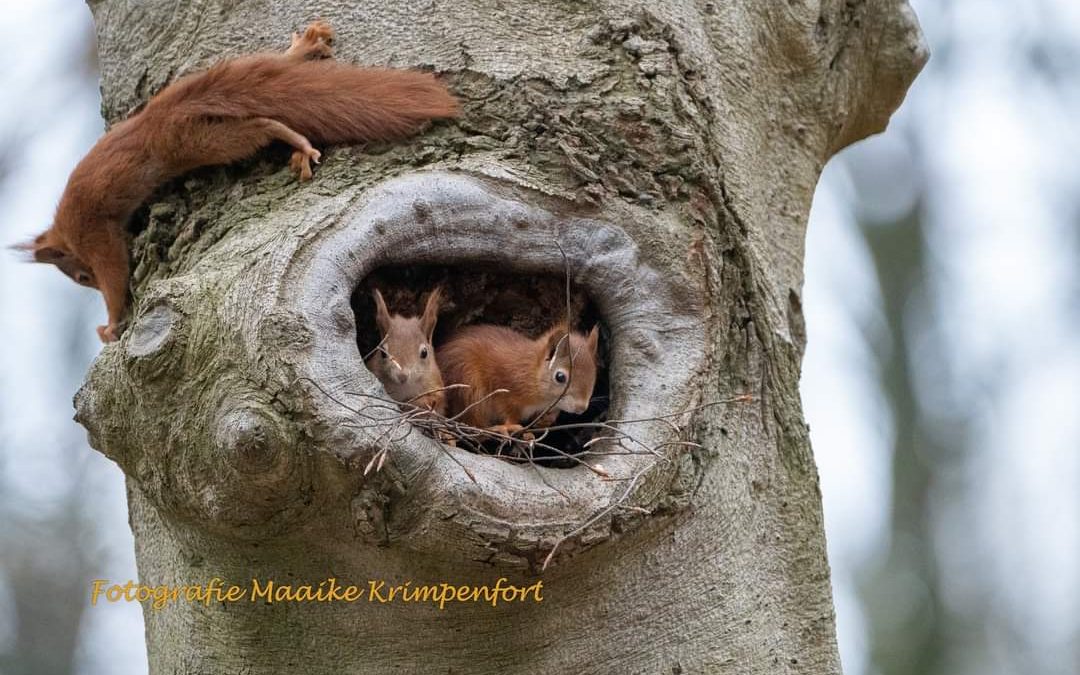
[439,323,600,435]
[20,21,458,342]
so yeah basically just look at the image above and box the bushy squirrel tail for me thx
[153,57,459,143]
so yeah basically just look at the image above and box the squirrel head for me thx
[534,323,600,417]
[13,229,99,289]
[366,287,445,409]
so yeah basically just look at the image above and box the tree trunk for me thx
[76,1,925,672]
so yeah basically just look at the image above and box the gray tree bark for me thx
[76,1,925,673]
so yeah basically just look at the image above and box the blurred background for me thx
[0,1,1076,673]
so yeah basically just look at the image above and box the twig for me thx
[541,460,653,571]
[519,240,575,437]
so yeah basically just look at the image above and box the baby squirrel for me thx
[366,287,447,416]
[17,21,458,343]
[439,322,600,437]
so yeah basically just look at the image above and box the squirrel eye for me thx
[420,346,429,359]
[554,370,567,384]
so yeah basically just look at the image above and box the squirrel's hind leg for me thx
[255,118,322,181]
[287,148,320,182]
[183,117,320,180]
[286,21,335,61]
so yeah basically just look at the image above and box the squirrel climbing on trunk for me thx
[16,20,459,342]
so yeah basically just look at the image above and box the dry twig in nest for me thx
[301,375,752,570]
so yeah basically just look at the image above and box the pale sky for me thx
[804,1,1080,672]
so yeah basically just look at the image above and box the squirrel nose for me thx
[563,399,589,415]
[393,370,408,384]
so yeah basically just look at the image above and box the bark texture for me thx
[76,0,926,672]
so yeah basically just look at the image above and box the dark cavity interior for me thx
[352,264,610,466]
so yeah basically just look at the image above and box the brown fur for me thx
[439,323,600,436]
[366,287,446,415]
[18,21,458,342]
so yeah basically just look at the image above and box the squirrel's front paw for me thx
[288,21,335,60]
[489,423,525,438]
[96,323,119,343]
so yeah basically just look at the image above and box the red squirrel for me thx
[16,21,458,343]
[366,287,447,416]
[438,323,600,437]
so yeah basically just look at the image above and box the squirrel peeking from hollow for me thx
[366,287,447,416]
[14,21,459,343]
[439,322,601,439]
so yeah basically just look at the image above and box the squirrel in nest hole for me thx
[439,322,600,439]
[365,285,602,445]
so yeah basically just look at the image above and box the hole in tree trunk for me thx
[351,264,611,467]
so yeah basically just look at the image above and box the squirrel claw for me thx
[96,324,119,343]
[489,423,526,439]
[289,148,320,181]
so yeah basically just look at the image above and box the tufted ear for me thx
[543,322,571,362]
[33,245,69,263]
[420,286,442,341]
[8,239,35,260]
[372,288,391,336]
[586,324,599,355]
[11,230,68,263]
